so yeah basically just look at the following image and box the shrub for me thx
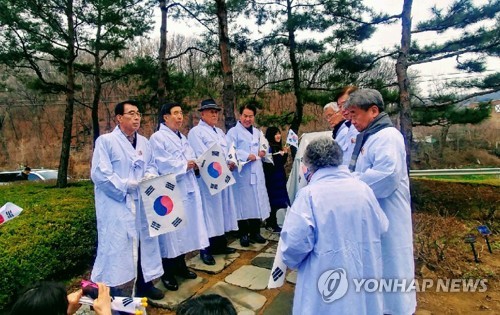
[0,181,96,312]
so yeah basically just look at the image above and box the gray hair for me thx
[344,88,384,112]
[323,102,340,112]
[303,137,343,172]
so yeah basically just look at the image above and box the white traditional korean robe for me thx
[353,127,417,315]
[187,119,238,236]
[280,167,389,315]
[336,121,359,166]
[226,122,271,220]
[91,126,163,287]
[149,123,209,258]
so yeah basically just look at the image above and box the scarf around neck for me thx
[348,112,393,172]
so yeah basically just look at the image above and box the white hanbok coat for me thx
[336,122,359,166]
[354,127,417,315]
[187,120,238,236]
[91,126,163,287]
[280,167,389,315]
[226,122,271,220]
[149,124,209,257]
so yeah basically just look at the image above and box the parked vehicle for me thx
[0,169,59,184]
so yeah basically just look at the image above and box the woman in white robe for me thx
[280,137,388,315]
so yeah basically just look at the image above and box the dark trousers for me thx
[238,218,262,236]
[208,234,228,253]
[162,254,187,277]
[266,207,279,228]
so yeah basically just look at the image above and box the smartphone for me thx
[81,280,99,299]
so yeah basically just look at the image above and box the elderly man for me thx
[226,103,271,247]
[91,100,164,300]
[280,137,388,315]
[150,102,209,291]
[344,89,416,315]
[323,102,345,139]
[187,98,238,265]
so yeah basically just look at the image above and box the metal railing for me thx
[409,168,500,177]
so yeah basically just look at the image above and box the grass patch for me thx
[0,180,96,312]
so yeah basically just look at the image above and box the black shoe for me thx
[200,251,216,265]
[161,274,178,291]
[249,233,266,244]
[211,247,237,255]
[136,285,165,300]
[178,268,197,279]
[240,235,250,247]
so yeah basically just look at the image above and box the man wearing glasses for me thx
[90,100,164,301]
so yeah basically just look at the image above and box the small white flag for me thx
[227,142,250,173]
[140,174,186,237]
[268,238,288,288]
[0,202,23,225]
[286,129,299,148]
[80,296,147,314]
[197,143,236,195]
[259,129,274,164]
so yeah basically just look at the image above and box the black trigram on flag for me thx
[201,160,206,167]
[228,153,233,159]
[165,182,175,190]
[122,297,133,307]
[5,210,14,219]
[144,185,155,196]
[272,267,284,281]
[151,221,161,231]
[210,183,218,190]
[262,143,268,150]
[211,150,220,157]
[224,175,231,183]
[172,217,182,227]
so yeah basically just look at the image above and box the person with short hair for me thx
[226,103,271,247]
[91,100,164,300]
[334,85,359,165]
[187,99,238,265]
[279,137,388,315]
[323,102,344,138]
[176,294,237,315]
[10,281,111,315]
[17,166,31,180]
[344,89,416,315]
[150,102,209,291]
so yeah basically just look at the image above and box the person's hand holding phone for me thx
[93,283,112,315]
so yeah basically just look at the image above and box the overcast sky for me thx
[155,0,498,96]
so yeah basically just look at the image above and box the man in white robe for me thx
[280,137,388,315]
[187,99,238,265]
[91,100,164,300]
[150,102,209,291]
[345,89,417,315]
[335,86,359,165]
[226,103,271,247]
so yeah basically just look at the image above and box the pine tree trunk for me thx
[158,0,168,107]
[396,0,413,172]
[216,0,237,131]
[57,0,76,188]
[92,19,102,146]
[287,0,302,159]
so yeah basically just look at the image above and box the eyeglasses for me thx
[123,111,142,118]
[325,112,340,120]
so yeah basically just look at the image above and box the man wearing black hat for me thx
[188,99,238,265]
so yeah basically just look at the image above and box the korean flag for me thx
[259,129,274,164]
[267,238,288,289]
[140,174,186,237]
[286,129,299,148]
[0,202,23,225]
[198,143,236,195]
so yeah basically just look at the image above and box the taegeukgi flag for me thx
[0,202,23,225]
[197,143,235,195]
[140,174,186,237]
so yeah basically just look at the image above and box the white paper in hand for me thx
[0,202,23,225]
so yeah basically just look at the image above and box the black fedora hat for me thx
[198,98,222,112]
